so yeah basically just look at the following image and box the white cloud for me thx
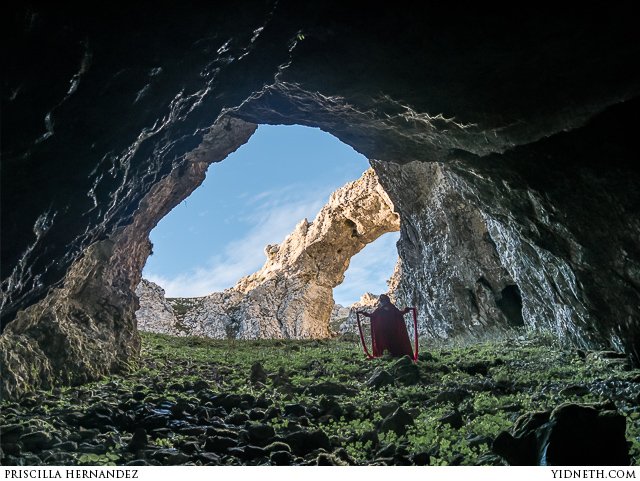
[145,184,400,304]
[146,189,326,298]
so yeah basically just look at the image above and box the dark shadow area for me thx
[496,285,524,327]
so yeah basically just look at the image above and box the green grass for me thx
[2,331,638,466]
[134,332,640,465]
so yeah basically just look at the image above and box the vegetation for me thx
[1,331,638,466]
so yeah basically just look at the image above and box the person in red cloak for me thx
[357,294,414,358]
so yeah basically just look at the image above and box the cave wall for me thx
[373,161,520,340]
[3,3,640,397]
[0,117,257,398]
[375,100,640,361]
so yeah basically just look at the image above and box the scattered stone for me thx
[181,441,200,455]
[2,443,21,457]
[359,430,379,447]
[152,448,190,465]
[460,361,490,376]
[193,380,210,392]
[391,356,421,385]
[179,426,206,437]
[206,427,235,439]
[263,406,282,420]
[270,450,294,466]
[19,431,53,451]
[418,352,435,362]
[559,384,590,397]
[1,424,26,444]
[316,453,347,466]
[226,412,249,425]
[366,367,395,388]
[127,428,148,452]
[283,430,331,456]
[380,407,414,436]
[305,381,357,396]
[247,423,276,445]
[318,396,343,418]
[439,411,463,430]
[196,452,222,465]
[467,435,492,448]
[212,394,242,411]
[248,409,265,421]
[284,403,307,417]
[502,403,523,412]
[141,414,168,430]
[333,447,357,465]
[376,444,396,458]
[227,446,259,461]
[475,453,508,466]
[264,441,291,453]
[511,411,551,438]
[203,436,237,453]
[78,442,108,454]
[378,402,400,418]
[298,416,310,427]
[255,396,272,409]
[411,452,430,465]
[435,389,471,405]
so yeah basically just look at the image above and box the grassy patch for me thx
[2,331,638,466]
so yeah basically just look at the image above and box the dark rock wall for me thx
[449,101,640,363]
[1,2,287,326]
[376,100,640,361]
[0,117,257,398]
[373,160,520,340]
[2,3,640,396]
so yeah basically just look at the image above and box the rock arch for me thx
[168,167,400,339]
[2,4,640,398]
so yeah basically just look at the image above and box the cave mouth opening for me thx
[138,123,400,337]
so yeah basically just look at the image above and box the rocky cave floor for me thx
[1,331,639,466]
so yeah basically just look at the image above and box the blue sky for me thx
[143,124,399,305]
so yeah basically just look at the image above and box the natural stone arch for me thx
[166,167,400,339]
[2,5,639,400]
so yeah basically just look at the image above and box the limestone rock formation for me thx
[329,304,351,334]
[3,4,640,397]
[175,168,400,339]
[0,117,257,397]
[374,161,521,340]
[135,279,179,334]
[337,293,380,335]
[375,101,640,357]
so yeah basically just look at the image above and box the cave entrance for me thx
[139,123,401,338]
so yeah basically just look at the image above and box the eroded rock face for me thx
[135,279,179,335]
[3,4,640,396]
[337,293,381,335]
[374,161,521,340]
[0,117,257,397]
[375,100,640,360]
[172,168,399,338]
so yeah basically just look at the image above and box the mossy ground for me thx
[1,331,639,466]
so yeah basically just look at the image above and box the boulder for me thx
[493,403,630,465]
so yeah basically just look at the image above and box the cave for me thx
[136,124,402,339]
[2,2,639,466]
[496,285,524,328]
